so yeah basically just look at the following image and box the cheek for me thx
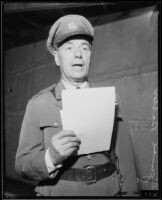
[85,55,91,67]
[59,59,71,74]
[59,54,71,66]
[57,56,64,66]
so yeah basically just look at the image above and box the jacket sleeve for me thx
[115,119,139,196]
[15,99,59,181]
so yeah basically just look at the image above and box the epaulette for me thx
[31,83,56,99]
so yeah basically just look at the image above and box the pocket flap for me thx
[39,114,62,128]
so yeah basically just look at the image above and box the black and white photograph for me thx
[2,1,160,198]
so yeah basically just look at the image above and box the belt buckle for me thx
[85,165,97,184]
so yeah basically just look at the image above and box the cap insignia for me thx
[67,22,78,31]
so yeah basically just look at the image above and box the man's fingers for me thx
[63,142,80,151]
[64,147,79,157]
[51,131,81,160]
[56,130,76,139]
[60,136,81,145]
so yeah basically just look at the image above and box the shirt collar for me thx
[54,79,90,101]
[61,79,90,89]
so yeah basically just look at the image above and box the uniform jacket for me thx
[15,80,139,196]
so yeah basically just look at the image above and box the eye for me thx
[81,45,90,51]
[66,46,72,50]
[64,44,74,50]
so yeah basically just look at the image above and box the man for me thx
[15,14,139,196]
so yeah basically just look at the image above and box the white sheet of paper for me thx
[60,87,115,155]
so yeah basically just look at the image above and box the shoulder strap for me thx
[31,84,56,99]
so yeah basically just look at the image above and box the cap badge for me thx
[67,22,78,31]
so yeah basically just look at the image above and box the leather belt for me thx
[60,162,116,184]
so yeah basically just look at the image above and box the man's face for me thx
[54,38,92,84]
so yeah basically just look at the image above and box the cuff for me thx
[45,148,62,177]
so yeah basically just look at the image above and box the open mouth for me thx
[72,64,84,71]
[72,64,83,67]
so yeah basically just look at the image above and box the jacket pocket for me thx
[39,115,62,149]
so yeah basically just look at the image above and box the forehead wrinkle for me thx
[64,39,90,45]
[57,39,92,53]
[64,42,91,51]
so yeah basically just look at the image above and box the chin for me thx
[71,76,86,82]
[72,72,87,78]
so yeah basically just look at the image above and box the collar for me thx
[62,79,90,89]
[55,79,91,100]
[55,80,65,100]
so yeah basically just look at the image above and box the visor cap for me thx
[46,14,94,54]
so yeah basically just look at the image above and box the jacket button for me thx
[87,155,92,160]
[54,122,58,127]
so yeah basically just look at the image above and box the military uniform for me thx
[15,14,139,196]
[15,80,139,196]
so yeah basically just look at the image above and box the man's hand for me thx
[49,130,81,165]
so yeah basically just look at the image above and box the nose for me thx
[74,48,82,58]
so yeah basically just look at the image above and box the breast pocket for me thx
[39,115,62,149]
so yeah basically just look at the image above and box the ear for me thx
[51,50,60,66]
